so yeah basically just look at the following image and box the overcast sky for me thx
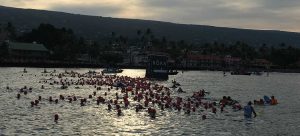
[1,0,300,32]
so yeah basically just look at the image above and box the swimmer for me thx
[271,96,278,105]
[17,94,21,99]
[54,114,59,123]
[244,101,257,118]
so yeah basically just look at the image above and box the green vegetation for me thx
[1,22,300,68]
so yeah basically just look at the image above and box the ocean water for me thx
[0,67,300,136]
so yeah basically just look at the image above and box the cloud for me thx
[50,5,122,17]
[136,0,300,32]
[1,0,300,32]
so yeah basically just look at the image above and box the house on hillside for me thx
[5,42,50,60]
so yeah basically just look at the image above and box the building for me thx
[185,54,223,69]
[125,46,147,66]
[5,42,50,60]
[145,55,169,80]
[251,59,272,68]
[224,55,241,69]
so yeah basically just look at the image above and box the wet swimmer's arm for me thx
[251,107,257,118]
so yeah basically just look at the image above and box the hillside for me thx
[1,5,300,46]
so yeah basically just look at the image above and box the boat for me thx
[152,69,178,75]
[230,70,251,75]
[252,71,263,75]
[168,70,179,75]
[101,68,123,74]
[86,70,98,75]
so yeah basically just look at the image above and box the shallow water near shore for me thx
[0,67,300,135]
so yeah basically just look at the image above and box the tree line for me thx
[1,22,300,68]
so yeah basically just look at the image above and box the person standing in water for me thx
[244,101,257,118]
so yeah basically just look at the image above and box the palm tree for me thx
[146,28,152,35]
[137,30,142,36]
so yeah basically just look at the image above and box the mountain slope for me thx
[1,5,300,46]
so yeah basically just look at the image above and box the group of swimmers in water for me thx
[243,95,279,119]
[254,95,278,105]
[13,69,278,122]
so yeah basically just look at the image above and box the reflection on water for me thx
[0,68,300,135]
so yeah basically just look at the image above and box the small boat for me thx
[153,69,168,73]
[168,70,178,75]
[23,68,27,73]
[252,71,263,75]
[87,70,97,74]
[230,70,251,75]
[101,68,123,74]
[152,69,178,75]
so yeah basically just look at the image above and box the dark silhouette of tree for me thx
[5,22,16,40]
[146,28,152,35]
[19,23,84,60]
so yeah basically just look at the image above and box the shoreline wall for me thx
[1,62,300,73]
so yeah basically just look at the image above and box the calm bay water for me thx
[0,67,300,136]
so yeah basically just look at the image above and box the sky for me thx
[1,0,300,32]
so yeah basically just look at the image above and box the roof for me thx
[188,54,223,61]
[252,59,272,65]
[8,42,49,52]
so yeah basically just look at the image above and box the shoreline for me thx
[1,62,300,73]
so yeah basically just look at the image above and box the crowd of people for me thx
[12,69,278,122]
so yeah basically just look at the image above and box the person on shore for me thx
[244,101,257,118]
